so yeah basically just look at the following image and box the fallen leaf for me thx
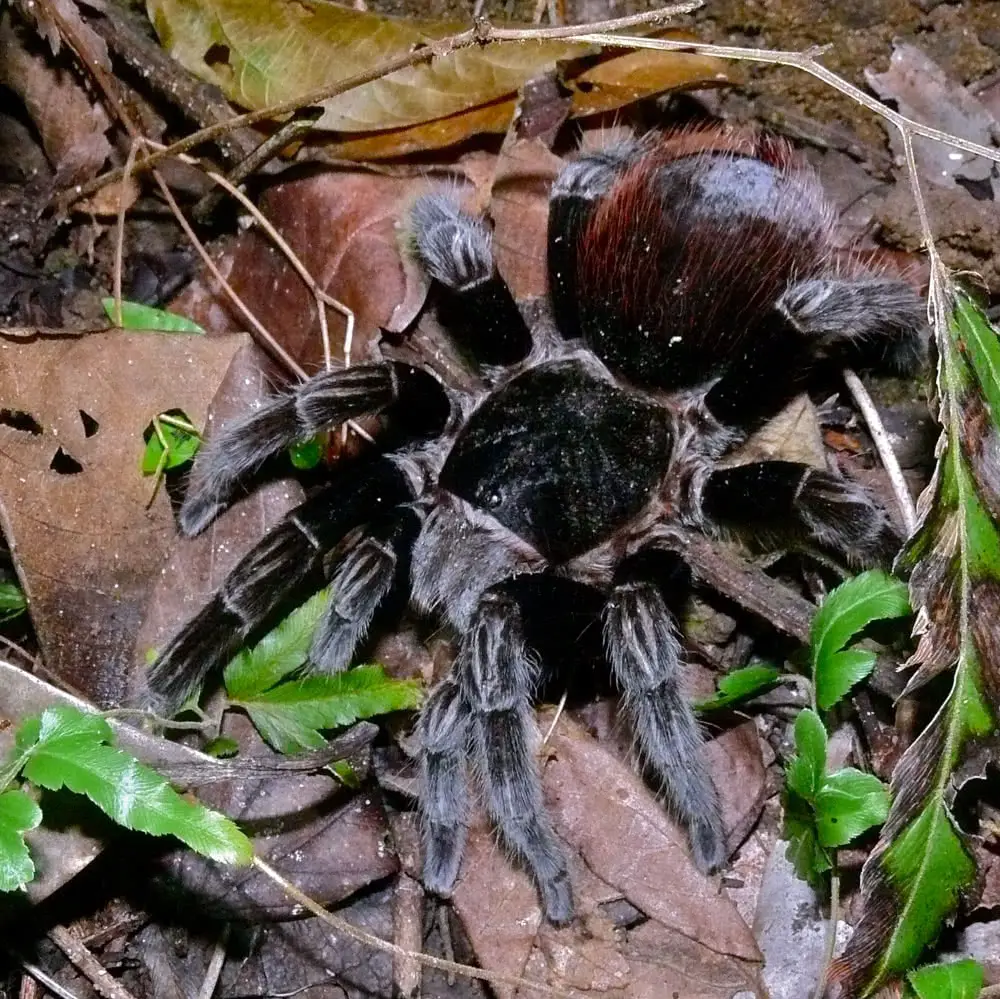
[866,43,999,196]
[0,11,112,187]
[146,0,729,156]
[490,137,564,299]
[722,394,827,470]
[453,713,762,999]
[170,168,477,370]
[0,330,248,705]
[158,711,398,916]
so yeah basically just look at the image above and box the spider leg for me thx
[777,276,927,373]
[705,277,925,430]
[180,362,447,536]
[419,678,470,897]
[409,193,532,367]
[702,460,897,566]
[309,505,422,671]
[457,586,573,923]
[603,552,726,873]
[145,457,416,713]
[547,142,642,341]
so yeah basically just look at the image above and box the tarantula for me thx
[145,125,924,924]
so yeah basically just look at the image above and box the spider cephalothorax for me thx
[145,125,925,923]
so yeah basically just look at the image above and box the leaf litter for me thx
[5,1,1000,995]
[0,330,249,705]
[453,712,763,999]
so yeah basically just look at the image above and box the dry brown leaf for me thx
[171,166,487,370]
[147,0,592,132]
[146,0,729,156]
[0,330,248,705]
[571,42,730,113]
[490,137,564,299]
[722,394,828,470]
[453,713,762,999]
[160,715,399,916]
[0,10,112,186]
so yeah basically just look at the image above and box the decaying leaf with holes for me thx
[0,331,251,705]
[825,291,1000,998]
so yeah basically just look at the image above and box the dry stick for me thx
[61,1,703,210]
[842,368,917,534]
[194,924,230,999]
[570,32,1000,170]
[48,926,138,999]
[251,855,588,999]
[111,139,139,325]
[812,869,841,999]
[15,958,81,999]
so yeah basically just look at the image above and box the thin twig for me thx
[571,33,1000,169]
[111,140,139,325]
[813,868,841,999]
[48,926,138,999]
[542,691,568,744]
[15,958,80,999]
[147,160,307,381]
[194,924,230,999]
[842,368,917,534]
[252,855,587,998]
[193,159,374,441]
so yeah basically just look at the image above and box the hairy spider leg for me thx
[603,549,726,872]
[701,461,897,567]
[310,505,423,671]
[456,585,574,924]
[179,362,447,536]
[146,457,417,713]
[704,276,926,431]
[409,193,532,368]
[418,678,469,899]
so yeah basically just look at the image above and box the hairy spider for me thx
[145,125,925,924]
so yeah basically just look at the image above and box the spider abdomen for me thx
[574,137,833,393]
[439,361,671,563]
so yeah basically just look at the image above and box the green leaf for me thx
[16,707,252,865]
[783,790,831,884]
[0,582,26,623]
[785,708,827,801]
[289,435,325,470]
[811,569,910,711]
[203,736,240,759]
[827,290,1000,996]
[0,789,42,891]
[875,800,977,981]
[907,959,983,999]
[103,298,204,333]
[234,665,422,754]
[330,759,360,788]
[814,767,889,848]
[141,412,201,474]
[694,663,781,712]
[224,588,331,699]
